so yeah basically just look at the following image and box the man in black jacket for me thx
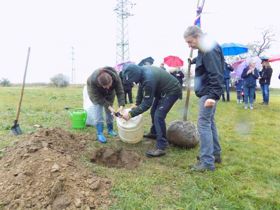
[119,71,133,104]
[121,64,182,157]
[221,62,234,101]
[184,26,225,172]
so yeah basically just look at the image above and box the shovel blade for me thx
[11,123,23,135]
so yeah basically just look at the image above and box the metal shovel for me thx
[11,47,31,135]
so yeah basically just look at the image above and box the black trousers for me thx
[124,89,133,104]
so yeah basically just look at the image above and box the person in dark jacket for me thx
[160,63,167,71]
[119,71,134,104]
[184,25,224,172]
[259,60,273,105]
[121,64,182,157]
[221,62,234,101]
[241,60,259,110]
[170,68,185,86]
[87,66,125,143]
[234,78,244,103]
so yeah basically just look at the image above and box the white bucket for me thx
[83,85,94,126]
[116,110,144,144]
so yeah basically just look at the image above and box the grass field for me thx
[1,86,280,209]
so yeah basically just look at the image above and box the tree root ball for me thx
[167,120,199,149]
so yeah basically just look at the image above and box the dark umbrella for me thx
[138,57,154,66]
[221,43,248,56]
[163,55,184,67]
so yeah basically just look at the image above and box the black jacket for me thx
[241,67,259,88]
[171,70,185,85]
[119,71,133,91]
[194,44,225,100]
[259,67,273,85]
[122,64,182,117]
[224,62,234,80]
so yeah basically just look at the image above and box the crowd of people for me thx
[221,58,273,110]
[83,25,276,173]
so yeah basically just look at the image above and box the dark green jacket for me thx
[122,65,182,117]
[87,67,125,108]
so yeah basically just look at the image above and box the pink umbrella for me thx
[232,60,247,79]
[231,57,262,79]
[231,59,245,69]
[268,55,280,62]
[115,61,134,72]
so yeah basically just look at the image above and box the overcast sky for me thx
[0,0,279,87]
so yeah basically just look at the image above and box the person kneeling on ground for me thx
[87,66,125,143]
[121,64,182,157]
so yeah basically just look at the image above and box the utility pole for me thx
[114,0,135,64]
[71,46,75,84]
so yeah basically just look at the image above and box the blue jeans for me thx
[261,84,270,104]
[149,95,180,150]
[86,104,113,126]
[243,86,255,105]
[198,95,221,167]
[221,79,231,101]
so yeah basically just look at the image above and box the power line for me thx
[114,0,135,64]
[71,46,75,84]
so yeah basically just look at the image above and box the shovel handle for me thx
[15,47,31,122]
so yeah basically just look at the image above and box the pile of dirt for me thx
[0,128,112,210]
[90,148,142,170]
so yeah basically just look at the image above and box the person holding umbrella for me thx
[86,66,125,143]
[241,60,259,110]
[259,59,273,105]
[170,67,185,86]
[121,64,182,157]
[184,25,224,172]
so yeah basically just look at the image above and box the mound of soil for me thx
[90,148,141,170]
[0,128,111,210]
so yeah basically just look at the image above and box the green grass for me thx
[1,86,280,209]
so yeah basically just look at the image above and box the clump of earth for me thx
[0,128,112,210]
[90,148,142,170]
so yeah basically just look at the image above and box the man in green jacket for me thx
[121,64,182,157]
[87,66,125,143]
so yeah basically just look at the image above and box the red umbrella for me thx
[164,55,184,67]
[268,55,280,62]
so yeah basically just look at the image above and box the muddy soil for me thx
[0,128,111,210]
[90,147,142,170]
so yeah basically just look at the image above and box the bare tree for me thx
[247,28,275,56]
[50,74,69,87]
[0,78,11,86]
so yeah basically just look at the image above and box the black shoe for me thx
[196,155,222,164]
[143,133,157,139]
[145,149,166,157]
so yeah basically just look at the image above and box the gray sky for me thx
[0,0,279,87]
